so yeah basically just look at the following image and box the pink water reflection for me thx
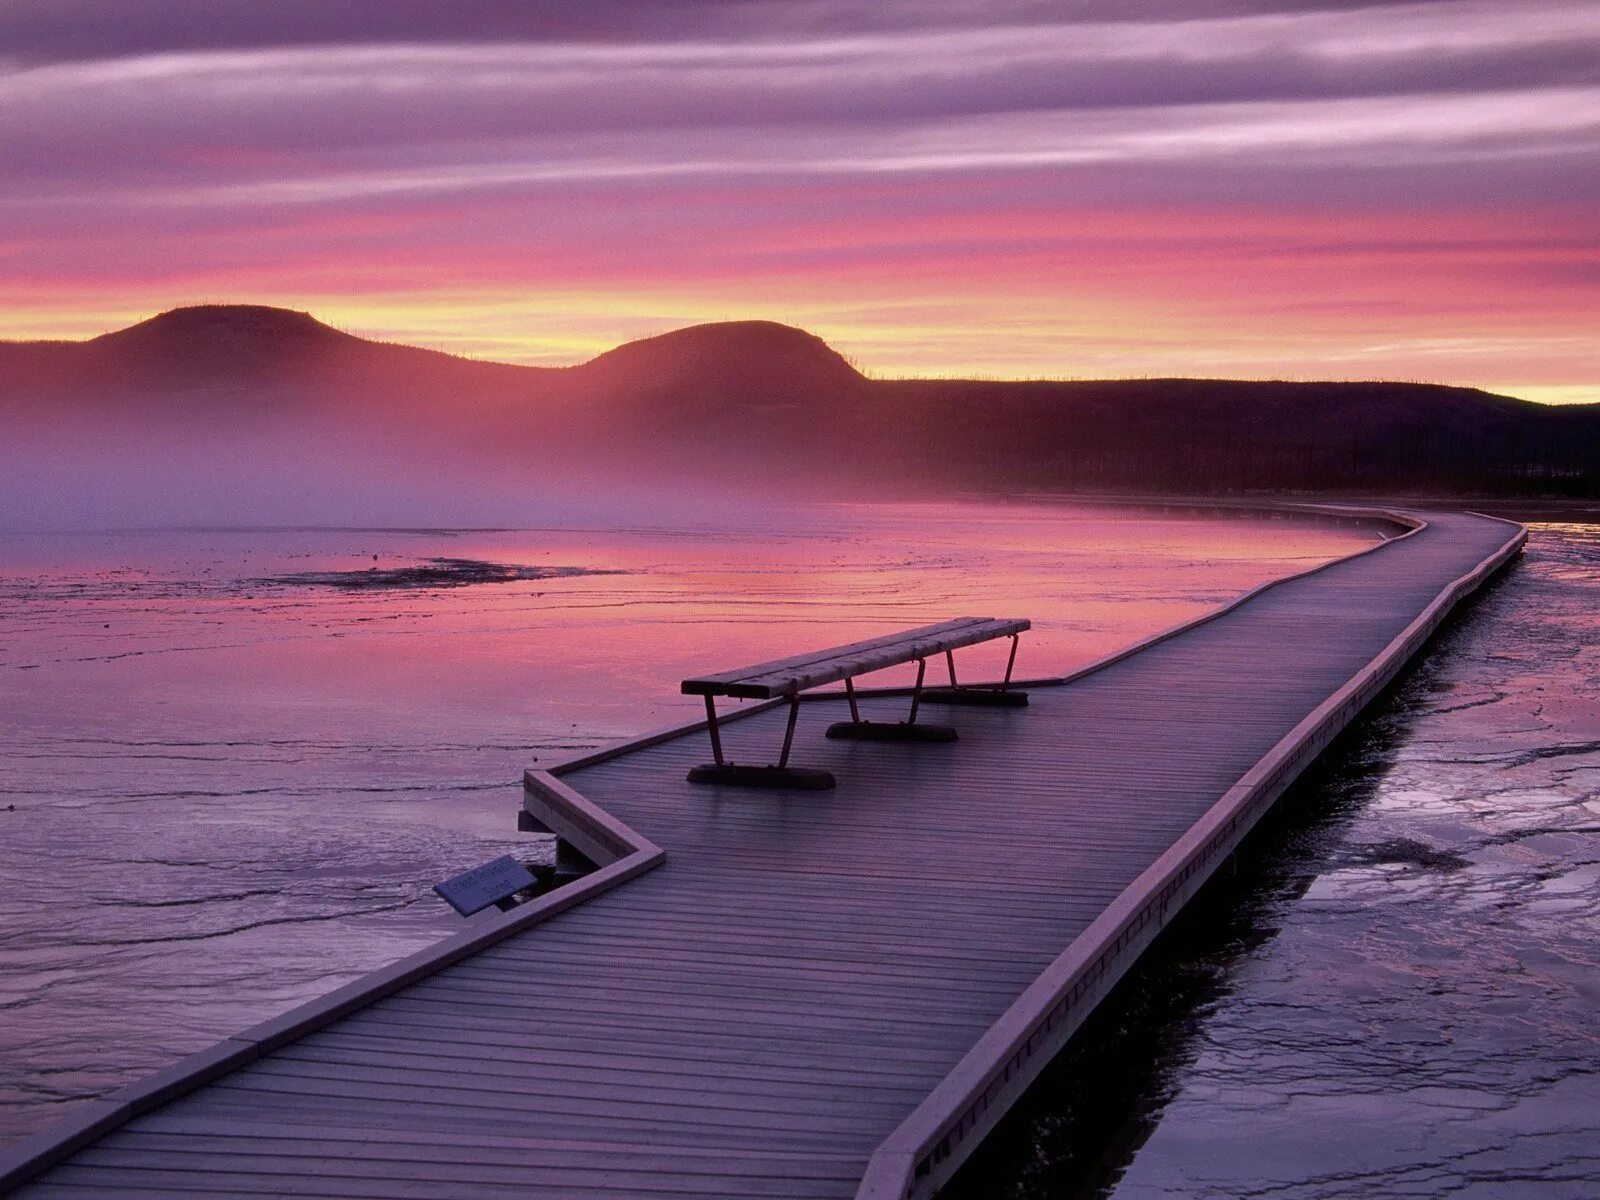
[1,502,1380,743]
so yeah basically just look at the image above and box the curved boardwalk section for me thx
[1,510,1524,1200]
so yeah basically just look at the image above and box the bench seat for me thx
[682,616,1030,700]
[681,617,1031,789]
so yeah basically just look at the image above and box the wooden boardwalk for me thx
[0,508,1525,1200]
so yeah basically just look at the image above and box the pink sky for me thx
[2,0,1597,401]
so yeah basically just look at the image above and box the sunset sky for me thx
[2,0,1597,401]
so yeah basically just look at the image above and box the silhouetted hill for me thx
[856,377,1599,496]
[0,304,538,403]
[3,305,1596,497]
[94,305,353,360]
[582,320,862,394]
[567,321,870,457]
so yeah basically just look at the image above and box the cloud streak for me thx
[1,0,1596,398]
[0,0,1482,65]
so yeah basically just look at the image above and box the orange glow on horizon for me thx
[5,216,1595,405]
[3,5,1596,405]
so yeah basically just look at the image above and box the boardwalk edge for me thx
[853,512,1527,1200]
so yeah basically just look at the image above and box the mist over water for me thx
[0,500,1373,1144]
[0,420,797,531]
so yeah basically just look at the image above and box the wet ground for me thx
[949,523,1600,1199]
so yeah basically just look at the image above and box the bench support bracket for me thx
[923,634,1030,706]
[826,658,959,742]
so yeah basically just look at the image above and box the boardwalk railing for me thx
[854,511,1527,1200]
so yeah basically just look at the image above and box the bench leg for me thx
[688,693,836,789]
[827,658,959,742]
[703,695,726,766]
[778,692,800,768]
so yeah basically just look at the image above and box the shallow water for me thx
[949,523,1600,1199]
[0,500,1373,1144]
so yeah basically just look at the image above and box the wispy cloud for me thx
[1,0,1596,394]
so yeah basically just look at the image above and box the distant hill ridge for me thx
[584,319,862,391]
[96,304,346,346]
[2,304,1595,496]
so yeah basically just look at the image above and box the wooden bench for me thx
[681,616,1030,789]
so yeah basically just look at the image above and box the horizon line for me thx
[4,303,1585,404]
